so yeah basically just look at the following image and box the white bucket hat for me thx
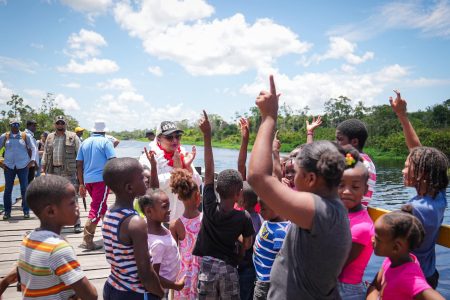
[91,120,108,132]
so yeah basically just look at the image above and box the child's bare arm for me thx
[0,266,17,296]
[343,242,365,267]
[70,277,98,300]
[305,116,322,144]
[238,118,250,180]
[127,216,164,297]
[144,147,159,188]
[414,288,445,300]
[199,110,214,185]
[366,270,382,300]
[390,90,421,150]
[153,264,185,291]
[272,131,283,181]
[242,235,253,251]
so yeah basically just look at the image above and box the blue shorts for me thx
[103,281,160,300]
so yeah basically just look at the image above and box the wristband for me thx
[307,130,314,135]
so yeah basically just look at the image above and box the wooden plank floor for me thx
[1,195,113,299]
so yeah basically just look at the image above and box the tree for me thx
[324,96,353,127]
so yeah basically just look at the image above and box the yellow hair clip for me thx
[345,153,356,167]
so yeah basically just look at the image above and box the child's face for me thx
[284,160,296,187]
[335,130,350,146]
[402,155,415,187]
[259,200,277,221]
[142,169,151,189]
[147,194,171,223]
[130,167,148,197]
[372,217,395,257]
[338,166,368,210]
[55,184,80,226]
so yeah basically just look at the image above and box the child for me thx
[390,90,448,288]
[18,175,97,299]
[134,147,158,217]
[138,190,185,298]
[169,168,202,300]
[337,148,374,300]
[367,212,444,300]
[248,75,351,299]
[102,157,164,299]
[253,199,290,300]
[334,119,376,206]
[193,110,255,299]
[237,182,263,300]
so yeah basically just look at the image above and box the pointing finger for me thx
[270,75,277,96]
[202,110,208,120]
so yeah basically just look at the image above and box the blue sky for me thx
[0,0,449,131]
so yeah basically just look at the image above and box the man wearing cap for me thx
[25,120,39,183]
[145,130,155,141]
[0,119,37,220]
[139,121,201,221]
[77,120,116,250]
[41,116,81,231]
[75,126,85,142]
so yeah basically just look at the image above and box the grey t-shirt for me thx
[268,195,351,300]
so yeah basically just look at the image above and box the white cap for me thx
[91,120,108,132]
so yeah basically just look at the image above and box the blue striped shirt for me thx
[253,220,290,282]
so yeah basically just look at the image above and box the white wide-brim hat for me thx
[91,120,108,132]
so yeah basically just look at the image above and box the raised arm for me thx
[389,90,421,150]
[305,115,322,144]
[199,110,214,185]
[272,131,283,181]
[237,118,250,180]
[144,147,159,188]
[247,75,315,230]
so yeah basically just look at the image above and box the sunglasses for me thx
[55,121,65,125]
[11,123,20,127]
[163,134,182,141]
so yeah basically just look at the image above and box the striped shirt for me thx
[102,208,146,293]
[18,230,85,300]
[253,220,290,282]
[360,153,376,206]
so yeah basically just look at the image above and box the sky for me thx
[0,0,449,131]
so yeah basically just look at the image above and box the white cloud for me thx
[98,78,134,91]
[0,56,38,74]
[0,80,13,103]
[148,66,163,77]
[60,0,112,15]
[54,93,81,111]
[114,1,311,75]
[62,82,81,88]
[66,29,107,59]
[329,0,450,40]
[240,64,409,113]
[24,89,47,99]
[30,43,44,49]
[57,58,119,74]
[118,91,144,102]
[405,77,450,87]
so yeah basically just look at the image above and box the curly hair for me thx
[408,146,449,197]
[296,141,346,189]
[170,168,198,201]
[216,169,243,199]
[382,211,425,251]
[336,119,369,149]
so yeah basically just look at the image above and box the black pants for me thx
[27,166,36,184]
[426,269,439,289]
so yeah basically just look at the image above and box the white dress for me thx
[138,141,202,221]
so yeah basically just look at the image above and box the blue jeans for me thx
[3,166,29,215]
[238,265,256,300]
[337,281,366,300]
[103,282,160,300]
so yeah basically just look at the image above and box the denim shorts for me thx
[337,281,366,300]
[103,281,160,300]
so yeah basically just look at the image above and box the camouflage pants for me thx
[198,256,240,300]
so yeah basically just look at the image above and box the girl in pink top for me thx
[337,148,374,300]
[367,212,444,300]
[169,169,202,300]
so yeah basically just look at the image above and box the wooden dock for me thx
[0,195,112,299]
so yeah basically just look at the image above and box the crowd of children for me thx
[0,77,448,300]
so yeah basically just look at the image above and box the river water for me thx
[2,140,449,296]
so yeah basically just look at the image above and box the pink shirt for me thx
[380,254,431,299]
[339,209,374,284]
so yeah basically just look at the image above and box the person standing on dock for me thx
[77,120,116,251]
[25,120,39,184]
[0,118,37,220]
[41,115,81,232]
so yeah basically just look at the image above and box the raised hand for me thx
[272,130,281,153]
[184,145,197,168]
[255,75,280,118]
[199,110,212,136]
[144,147,157,167]
[172,150,182,169]
[306,115,322,132]
[389,89,407,117]
[239,118,250,141]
